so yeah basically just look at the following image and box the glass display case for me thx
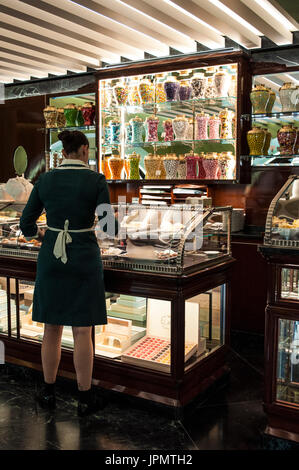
[98,64,238,182]
[277,318,299,406]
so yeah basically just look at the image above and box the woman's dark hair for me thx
[58,130,89,155]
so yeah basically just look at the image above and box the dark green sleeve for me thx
[19,179,44,238]
[95,174,119,237]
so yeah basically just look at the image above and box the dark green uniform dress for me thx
[20,159,118,327]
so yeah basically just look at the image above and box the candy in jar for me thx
[139,78,155,103]
[164,76,180,101]
[177,155,187,179]
[56,108,66,128]
[208,114,221,139]
[125,122,132,143]
[101,157,112,179]
[109,119,121,145]
[163,154,179,179]
[228,75,237,97]
[197,153,206,179]
[155,83,167,103]
[178,80,192,100]
[81,102,96,126]
[202,153,219,179]
[44,105,57,128]
[113,82,129,106]
[196,112,209,140]
[219,108,234,139]
[218,154,229,179]
[124,157,130,179]
[172,115,189,140]
[144,153,161,179]
[163,119,174,142]
[128,152,140,180]
[108,155,124,180]
[130,116,144,144]
[247,127,266,155]
[191,73,206,99]
[277,125,297,155]
[186,119,195,140]
[214,67,231,97]
[128,83,141,106]
[186,154,199,179]
[145,115,159,142]
[205,77,216,99]
[76,106,85,127]
[63,104,78,127]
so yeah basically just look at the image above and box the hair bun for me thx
[58,130,72,142]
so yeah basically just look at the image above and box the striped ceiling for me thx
[0,0,298,83]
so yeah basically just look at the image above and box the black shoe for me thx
[77,392,106,417]
[35,383,56,410]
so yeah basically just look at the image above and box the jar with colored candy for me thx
[279,82,297,112]
[186,154,199,179]
[172,115,189,140]
[186,119,195,140]
[128,152,140,180]
[43,105,57,128]
[130,116,144,144]
[208,114,221,139]
[178,80,192,101]
[109,119,121,145]
[191,73,206,99]
[164,76,180,101]
[196,112,209,140]
[159,156,167,179]
[205,77,216,99]
[177,155,187,179]
[101,157,112,179]
[56,108,66,128]
[113,82,129,106]
[101,81,112,109]
[266,89,276,113]
[163,119,174,141]
[139,78,155,103]
[124,157,130,179]
[163,154,179,179]
[81,102,95,126]
[219,108,234,139]
[108,154,124,180]
[250,85,270,114]
[202,153,219,179]
[263,129,272,156]
[125,123,132,143]
[64,104,78,127]
[104,125,111,144]
[214,67,231,97]
[155,74,167,103]
[246,127,265,156]
[198,153,206,179]
[277,125,297,155]
[145,115,159,142]
[76,106,85,127]
[128,82,141,106]
[144,153,161,179]
[218,155,229,179]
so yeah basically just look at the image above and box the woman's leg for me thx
[72,327,94,391]
[41,324,63,383]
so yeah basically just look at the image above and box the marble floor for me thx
[0,332,267,450]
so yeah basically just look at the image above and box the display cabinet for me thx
[0,201,234,410]
[260,175,299,442]
[96,51,251,186]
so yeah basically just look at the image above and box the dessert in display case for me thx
[98,62,239,182]
[259,175,299,442]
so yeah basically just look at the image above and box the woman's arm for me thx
[19,180,44,238]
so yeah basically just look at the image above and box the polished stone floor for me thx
[0,332,267,450]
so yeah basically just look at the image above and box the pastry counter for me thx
[0,203,234,410]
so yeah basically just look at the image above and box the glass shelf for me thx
[38,125,96,132]
[104,179,234,184]
[242,111,299,120]
[103,138,236,148]
[243,154,299,158]
[101,97,237,114]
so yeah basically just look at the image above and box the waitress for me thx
[20,130,118,417]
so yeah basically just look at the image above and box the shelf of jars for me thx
[38,125,96,133]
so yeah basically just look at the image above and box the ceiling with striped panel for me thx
[0,0,298,84]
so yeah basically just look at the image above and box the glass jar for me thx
[186,153,199,179]
[279,82,297,112]
[163,119,174,142]
[81,102,96,126]
[205,77,216,98]
[177,155,187,179]
[196,112,209,140]
[139,78,155,103]
[178,80,192,101]
[145,115,159,142]
[219,108,234,139]
[218,155,229,180]
[208,114,221,139]
[263,129,272,156]
[246,127,266,156]
[56,108,66,128]
[64,104,78,127]
[128,82,141,106]
[198,153,206,179]
[43,105,57,128]
[223,152,236,179]
[266,89,276,113]
[164,76,180,101]
[76,106,85,127]
[172,115,189,140]
[125,122,132,143]
[250,85,270,114]
[144,153,161,179]
[101,157,112,179]
[155,74,167,103]
[104,125,111,144]
[163,154,179,179]
[228,75,237,97]
[109,119,121,145]
[124,157,130,179]
[113,82,129,106]
[202,153,219,179]
[108,155,124,180]
[128,152,140,180]
[130,116,144,144]
[191,73,206,99]
[214,67,231,98]
[277,125,297,155]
